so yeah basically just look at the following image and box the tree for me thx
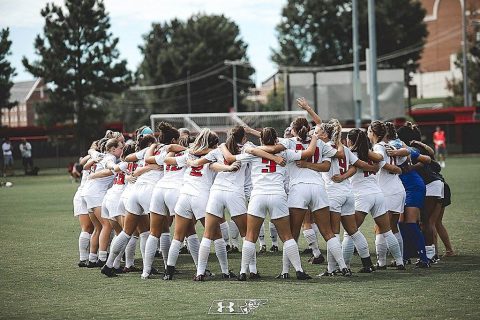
[137,14,254,118]
[272,0,428,73]
[0,28,16,126]
[23,0,131,151]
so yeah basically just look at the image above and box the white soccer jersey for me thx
[211,146,250,195]
[323,144,358,193]
[373,142,405,196]
[110,161,129,193]
[176,150,217,196]
[160,151,186,189]
[120,162,138,200]
[135,146,164,185]
[349,151,382,195]
[236,149,301,197]
[387,139,408,166]
[81,154,117,196]
[283,137,337,188]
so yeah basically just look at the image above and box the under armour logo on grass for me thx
[209,299,268,315]
[217,301,235,313]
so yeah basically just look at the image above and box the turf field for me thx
[1,156,479,319]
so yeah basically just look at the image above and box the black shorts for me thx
[442,182,451,208]
[436,145,446,156]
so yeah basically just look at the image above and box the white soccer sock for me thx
[281,249,291,274]
[342,232,354,267]
[375,234,388,267]
[113,248,124,269]
[143,235,159,276]
[284,239,303,272]
[240,240,256,274]
[197,238,211,276]
[383,230,403,265]
[258,222,266,247]
[160,233,171,268]
[312,223,320,235]
[269,222,278,246]
[394,231,404,258]
[303,229,321,258]
[327,248,336,273]
[125,236,138,268]
[249,250,258,274]
[220,222,230,243]
[214,238,229,274]
[98,250,108,262]
[78,232,91,261]
[187,234,200,268]
[139,231,149,262]
[106,231,130,268]
[327,237,347,269]
[167,239,182,267]
[228,221,240,248]
[426,244,436,260]
[351,231,370,259]
[89,252,98,263]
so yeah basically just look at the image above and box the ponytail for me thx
[347,129,370,162]
[226,126,245,155]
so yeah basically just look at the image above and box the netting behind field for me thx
[150,111,308,141]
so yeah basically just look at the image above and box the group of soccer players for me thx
[72,97,454,281]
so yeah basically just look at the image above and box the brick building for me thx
[1,79,48,127]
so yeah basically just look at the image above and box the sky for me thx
[0,0,285,86]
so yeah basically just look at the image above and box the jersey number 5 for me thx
[261,158,277,173]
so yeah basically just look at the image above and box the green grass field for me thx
[1,157,479,319]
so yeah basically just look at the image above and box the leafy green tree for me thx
[0,28,16,125]
[137,14,254,117]
[23,0,131,151]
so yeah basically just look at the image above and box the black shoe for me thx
[123,265,140,273]
[101,265,117,277]
[249,272,261,279]
[332,268,343,276]
[150,267,159,275]
[269,245,279,252]
[296,270,312,280]
[179,246,189,254]
[205,269,215,277]
[222,270,237,279]
[155,250,161,257]
[193,274,205,281]
[415,260,431,269]
[308,254,325,264]
[317,270,334,277]
[163,265,175,280]
[375,263,387,270]
[302,248,313,255]
[389,260,397,267]
[78,260,88,268]
[228,246,240,254]
[237,273,247,281]
[275,272,290,279]
[396,264,406,270]
[341,268,353,277]
[87,260,100,268]
[97,260,106,267]
[114,267,124,274]
[361,257,374,269]
[226,244,231,252]
[259,245,267,254]
[358,266,375,273]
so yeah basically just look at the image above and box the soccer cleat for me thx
[163,265,175,280]
[302,248,313,255]
[193,274,205,281]
[396,264,406,270]
[226,244,231,252]
[179,245,189,254]
[308,254,325,265]
[358,266,375,273]
[78,260,88,268]
[259,245,267,254]
[150,267,160,275]
[123,265,141,273]
[96,260,106,268]
[228,246,240,254]
[87,260,101,268]
[101,265,117,277]
[114,267,124,274]
[269,245,279,252]
[375,263,387,270]
[237,273,247,281]
[155,250,161,258]
[296,270,312,280]
[341,268,353,277]
[332,268,343,275]
[141,272,152,280]
[275,273,290,279]
[249,272,261,280]
[222,271,237,279]
[415,260,431,269]
[317,270,334,277]
[205,269,215,277]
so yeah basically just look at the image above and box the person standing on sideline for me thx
[433,126,446,168]
[2,138,14,177]
[19,139,33,174]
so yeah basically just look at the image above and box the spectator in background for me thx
[2,138,14,177]
[19,138,33,174]
[433,126,446,168]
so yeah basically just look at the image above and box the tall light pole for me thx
[224,60,252,112]
[367,0,379,120]
[352,0,362,128]
[461,0,470,106]
[187,70,192,114]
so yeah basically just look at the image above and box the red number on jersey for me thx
[338,157,347,174]
[261,158,277,173]
[190,165,203,177]
[114,172,125,185]
[89,164,97,174]
[390,156,397,165]
[364,160,376,177]
[295,143,319,163]
[127,163,138,174]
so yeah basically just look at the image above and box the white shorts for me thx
[287,184,329,212]
[102,193,124,220]
[384,191,406,214]
[125,183,155,216]
[327,191,355,216]
[83,193,105,211]
[73,190,88,216]
[426,180,444,199]
[174,193,208,220]
[206,190,247,218]
[354,192,386,219]
[248,193,289,220]
[149,187,180,216]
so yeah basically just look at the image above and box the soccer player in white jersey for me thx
[82,138,123,267]
[162,129,240,280]
[368,121,406,269]
[101,133,160,277]
[303,120,378,275]
[345,129,405,271]
[141,122,187,279]
[231,127,319,281]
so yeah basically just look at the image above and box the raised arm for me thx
[298,135,318,160]
[79,155,91,166]
[297,97,321,125]
[244,125,261,138]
